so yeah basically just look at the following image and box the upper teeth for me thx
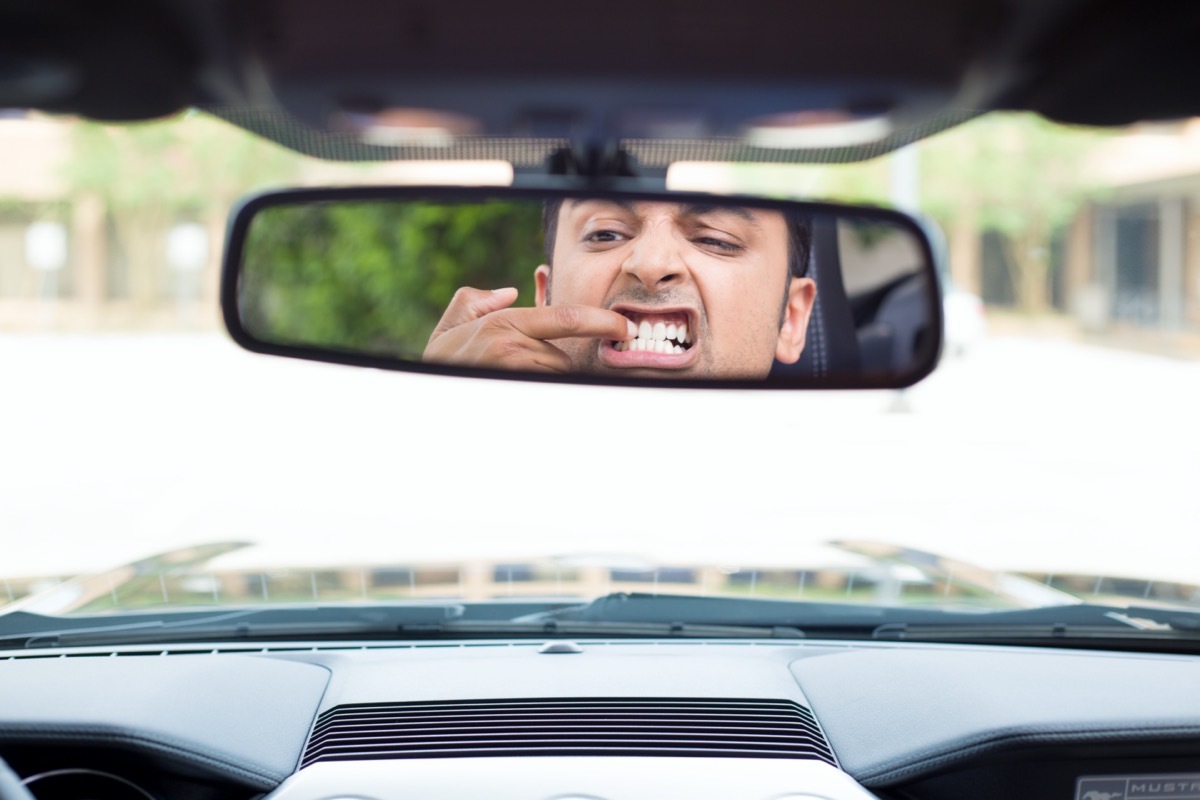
[615,316,690,353]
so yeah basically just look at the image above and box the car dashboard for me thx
[2,638,1199,799]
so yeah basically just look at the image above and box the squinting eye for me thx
[584,230,626,243]
[696,237,742,253]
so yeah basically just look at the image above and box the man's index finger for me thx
[501,305,636,342]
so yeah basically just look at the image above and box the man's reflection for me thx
[424,200,816,379]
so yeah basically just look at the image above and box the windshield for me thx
[1,111,1196,639]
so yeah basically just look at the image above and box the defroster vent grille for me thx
[301,697,837,768]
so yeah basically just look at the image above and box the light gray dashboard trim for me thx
[0,654,331,791]
[789,646,1200,786]
[296,640,817,711]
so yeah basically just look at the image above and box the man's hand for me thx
[424,287,636,373]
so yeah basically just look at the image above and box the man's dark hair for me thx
[541,199,812,279]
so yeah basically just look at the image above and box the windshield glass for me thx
[1,111,1196,631]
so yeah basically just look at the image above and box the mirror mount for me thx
[527,141,664,191]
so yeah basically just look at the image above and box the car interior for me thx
[2,1,1199,799]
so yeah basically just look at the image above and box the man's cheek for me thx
[555,337,589,368]
[553,273,595,307]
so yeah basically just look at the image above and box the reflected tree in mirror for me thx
[240,200,543,357]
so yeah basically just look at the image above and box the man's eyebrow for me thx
[564,198,761,226]
[679,203,761,226]
[565,198,637,215]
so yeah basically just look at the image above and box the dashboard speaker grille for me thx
[300,697,837,768]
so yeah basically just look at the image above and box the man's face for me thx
[534,200,816,379]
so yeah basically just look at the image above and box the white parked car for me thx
[943,282,988,356]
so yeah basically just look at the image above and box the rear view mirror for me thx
[221,188,942,388]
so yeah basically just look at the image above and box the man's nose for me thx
[620,225,686,289]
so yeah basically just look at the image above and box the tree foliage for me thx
[55,109,1112,319]
[61,112,307,305]
[63,112,304,213]
[919,114,1110,310]
[239,200,545,356]
[728,114,1112,311]
[920,114,1105,235]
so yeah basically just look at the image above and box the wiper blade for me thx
[0,607,805,650]
[537,593,1200,634]
[0,605,465,649]
[871,621,1200,653]
[9,594,1197,651]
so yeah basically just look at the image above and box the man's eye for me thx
[695,236,742,253]
[583,230,626,244]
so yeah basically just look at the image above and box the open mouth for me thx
[611,310,694,354]
[598,307,698,371]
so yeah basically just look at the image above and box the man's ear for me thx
[775,277,817,364]
[534,264,551,307]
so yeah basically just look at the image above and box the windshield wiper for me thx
[870,621,1200,638]
[0,606,806,650]
[0,605,464,649]
[869,620,1200,653]
[7,594,1199,651]
[532,592,1200,637]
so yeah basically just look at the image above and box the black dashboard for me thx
[2,639,1199,799]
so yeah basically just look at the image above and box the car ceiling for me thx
[3,0,1200,167]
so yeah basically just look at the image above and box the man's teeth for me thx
[614,322,690,353]
[616,339,684,353]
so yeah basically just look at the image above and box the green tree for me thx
[239,199,545,357]
[726,114,1111,313]
[920,114,1109,311]
[62,113,304,305]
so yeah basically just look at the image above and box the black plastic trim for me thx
[300,697,838,769]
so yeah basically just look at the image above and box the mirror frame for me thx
[221,185,944,390]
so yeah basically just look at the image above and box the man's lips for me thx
[598,306,698,370]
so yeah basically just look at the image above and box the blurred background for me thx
[1,110,1197,612]
[5,110,1200,348]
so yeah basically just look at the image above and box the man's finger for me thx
[432,286,519,335]
[524,340,575,373]
[498,305,637,343]
[460,333,573,373]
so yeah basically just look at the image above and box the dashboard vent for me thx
[301,697,836,768]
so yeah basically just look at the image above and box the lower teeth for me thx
[615,339,686,354]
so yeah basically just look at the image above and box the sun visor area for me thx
[203,104,980,170]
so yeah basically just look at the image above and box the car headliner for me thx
[3,0,1200,165]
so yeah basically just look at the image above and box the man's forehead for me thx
[564,198,769,226]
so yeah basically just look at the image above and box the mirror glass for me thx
[227,191,939,386]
